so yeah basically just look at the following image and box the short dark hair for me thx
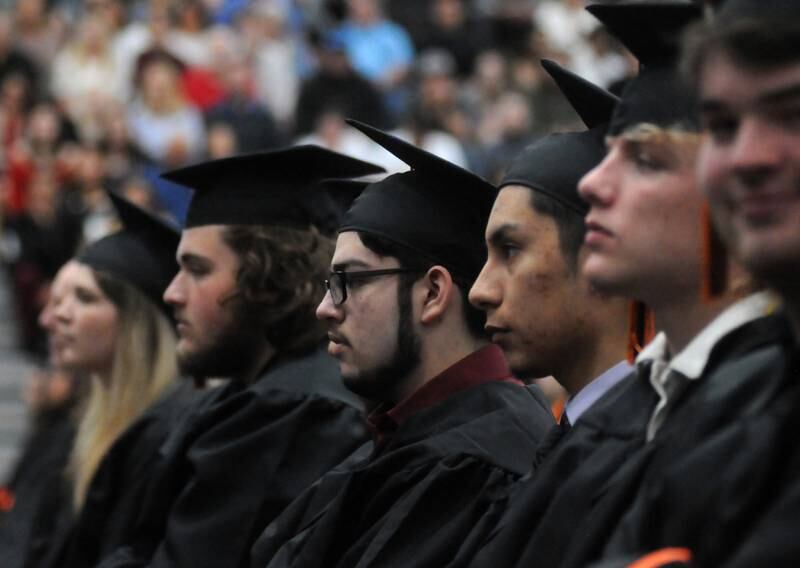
[527,189,586,272]
[222,224,334,355]
[357,232,486,339]
[682,16,800,82]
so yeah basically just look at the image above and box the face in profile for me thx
[578,128,703,306]
[697,51,800,287]
[47,260,119,375]
[316,231,421,401]
[164,225,263,380]
[469,186,592,378]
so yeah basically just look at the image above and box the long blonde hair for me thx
[68,269,177,511]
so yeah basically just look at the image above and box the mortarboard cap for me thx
[161,146,385,229]
[317,178,371,235]
[77,192,180,314]
[499,60,619,216]
[341,119,497,284]
[541,58,619,130]
[588,1,703,136]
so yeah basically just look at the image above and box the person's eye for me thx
[502,243,521,260]
[632,148,666,171]
[185,262,210,277]
[75,288,98,303]
[346,277,366,290]
[702,114,738,144]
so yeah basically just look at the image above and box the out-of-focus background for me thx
[0,0,630,476]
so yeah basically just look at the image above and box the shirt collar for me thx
[565,360,634,425]
[367,344,520,446]
[636,291,779,380]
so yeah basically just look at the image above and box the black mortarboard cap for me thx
[588,1,703,136]
[541,59,619,130]
[341,119,497,283]
[161,146,385,229]
[318,178,371,235]
[499,61,619,216]
[77,192,180,313]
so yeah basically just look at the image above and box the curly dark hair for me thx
[222,224,334,356]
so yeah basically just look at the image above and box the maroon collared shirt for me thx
[367,344,523,450]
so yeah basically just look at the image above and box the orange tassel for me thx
[627,301,656,364]
[701,201,728,301]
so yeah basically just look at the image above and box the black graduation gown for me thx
[598,319,800,568]
[0,403,76,568]
[467,369,653,568]
[252,381,554,568]
[471,314,791,568]
[574,314,793,568]
[43,381,200,568]
[96,347,368,568]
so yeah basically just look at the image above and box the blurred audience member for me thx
[50,16,125,142]
[127,50,205,167]
[295,107,387,167]
[169,0,213,67]
[5,100,77,214]
[294,29,387,136]
[534,0,597,57]
[13,0,68,74]
[481,90,537,182]
[205,120,239,159]
[113,2,177,95]
[96,101,149,191]
[0,12,40,100]
[337,0,415,118]
[244,1,302,129]
[416,0,491,77]
[65,144,116,245]
[1,168,81,356]
[413,48,472,142]
[205,50,282,152]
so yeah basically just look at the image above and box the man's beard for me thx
[343,279,422,401]
[178,303,266,383]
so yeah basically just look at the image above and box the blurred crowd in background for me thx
[0,0,634,365]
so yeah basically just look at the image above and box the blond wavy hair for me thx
[68,270,177,511]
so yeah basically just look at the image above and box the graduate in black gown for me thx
[0,191,196,568]
[95,146,381,568]
[467,2,795,566]
[250,120,554,568]
[43,193,200,568]
[596,1,800,565]
[468,58,632,444]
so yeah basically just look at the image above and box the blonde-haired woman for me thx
[12,192,195,568]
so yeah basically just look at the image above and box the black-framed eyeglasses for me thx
[324,268,422,306]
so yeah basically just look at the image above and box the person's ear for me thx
[419,266,455,325]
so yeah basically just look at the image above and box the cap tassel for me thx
[701,201,728,301]
[627,301,656,364]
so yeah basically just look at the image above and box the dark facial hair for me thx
[342,275,422,402]
[178,298,266,383]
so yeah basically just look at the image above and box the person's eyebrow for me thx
[177,252,212,266]
[487,223,521,247]
[700,83,800,114]
[331,259,371,272]
[757,82,800,107]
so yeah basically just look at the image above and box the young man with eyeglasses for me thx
[250,120,554,568]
